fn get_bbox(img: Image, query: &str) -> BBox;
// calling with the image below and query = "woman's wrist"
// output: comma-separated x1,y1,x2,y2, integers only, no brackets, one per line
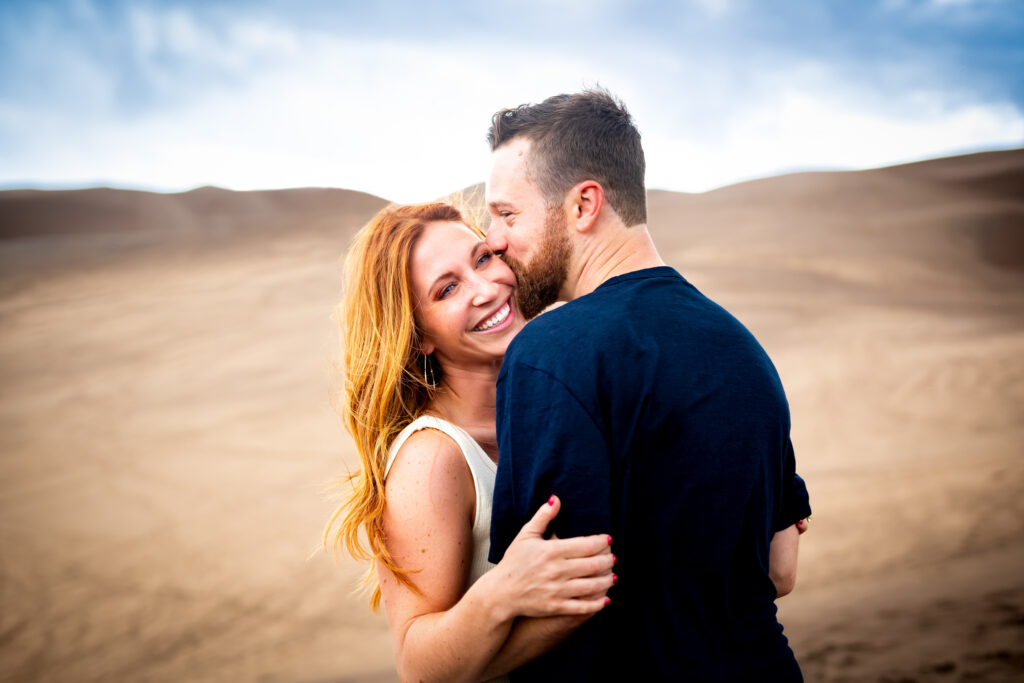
466,568,516,626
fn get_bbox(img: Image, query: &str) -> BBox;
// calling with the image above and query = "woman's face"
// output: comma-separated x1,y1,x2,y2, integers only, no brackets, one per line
410,220,524,368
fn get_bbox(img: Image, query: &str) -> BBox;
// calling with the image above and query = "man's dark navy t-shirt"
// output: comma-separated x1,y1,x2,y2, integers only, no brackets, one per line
489,267,811,682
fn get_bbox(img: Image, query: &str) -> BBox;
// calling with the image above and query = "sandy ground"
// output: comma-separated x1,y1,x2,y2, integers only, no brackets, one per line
0,150,1022,681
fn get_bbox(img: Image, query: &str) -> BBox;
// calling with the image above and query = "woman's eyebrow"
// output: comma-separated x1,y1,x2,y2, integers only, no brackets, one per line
427,243,485,294
429,269,455,294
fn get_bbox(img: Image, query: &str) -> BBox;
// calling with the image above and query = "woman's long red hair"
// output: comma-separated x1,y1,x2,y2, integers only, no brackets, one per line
323,201,483,609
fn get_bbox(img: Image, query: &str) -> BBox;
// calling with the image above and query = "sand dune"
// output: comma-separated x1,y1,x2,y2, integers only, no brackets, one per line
1,149,1022,681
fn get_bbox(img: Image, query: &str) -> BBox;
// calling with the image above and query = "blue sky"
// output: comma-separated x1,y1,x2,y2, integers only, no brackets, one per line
1,0,1021,201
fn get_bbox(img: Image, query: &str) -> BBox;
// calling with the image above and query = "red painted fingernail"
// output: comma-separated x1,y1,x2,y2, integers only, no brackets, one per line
547,495,555,506
612,574,618,583
604,597,611,606
607,535,613,545
612,554,617,564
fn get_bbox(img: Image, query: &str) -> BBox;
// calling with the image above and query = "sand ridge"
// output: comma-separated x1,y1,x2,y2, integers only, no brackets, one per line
0,149,1022,681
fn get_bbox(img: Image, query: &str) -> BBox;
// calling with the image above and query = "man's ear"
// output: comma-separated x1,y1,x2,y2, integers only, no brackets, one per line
571,180,604,233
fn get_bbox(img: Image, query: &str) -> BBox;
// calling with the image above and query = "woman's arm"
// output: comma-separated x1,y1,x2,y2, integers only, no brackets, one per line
478,614,593,680
479,561,613,678
378,430,614,683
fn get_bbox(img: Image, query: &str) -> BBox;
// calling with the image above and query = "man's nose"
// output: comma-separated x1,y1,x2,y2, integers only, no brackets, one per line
485,224,507,255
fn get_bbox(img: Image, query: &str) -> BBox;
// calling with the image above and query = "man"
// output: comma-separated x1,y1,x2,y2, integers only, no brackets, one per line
485,89,811,681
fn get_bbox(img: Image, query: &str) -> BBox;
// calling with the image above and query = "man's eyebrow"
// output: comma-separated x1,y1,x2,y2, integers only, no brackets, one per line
487,200,514,211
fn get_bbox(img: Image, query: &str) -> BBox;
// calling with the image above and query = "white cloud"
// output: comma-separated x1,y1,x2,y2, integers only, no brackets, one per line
0,17,616,201
1,4,1021,199
643,86,1024,192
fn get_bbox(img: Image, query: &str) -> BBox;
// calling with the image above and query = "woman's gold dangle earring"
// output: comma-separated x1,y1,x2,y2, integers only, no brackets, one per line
422,354,436,389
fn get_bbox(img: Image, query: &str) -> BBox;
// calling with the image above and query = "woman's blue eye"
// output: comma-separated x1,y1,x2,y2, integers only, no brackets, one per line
477,252,492,266
439,283,455,299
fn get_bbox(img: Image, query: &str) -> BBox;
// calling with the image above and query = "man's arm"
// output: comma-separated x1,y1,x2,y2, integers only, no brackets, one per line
769,519,808,598
490,362,612,563
487,360,614,679
772,436,810,598
776,438,811,531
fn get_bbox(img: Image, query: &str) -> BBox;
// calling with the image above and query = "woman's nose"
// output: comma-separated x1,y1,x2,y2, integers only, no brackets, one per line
471,276,501,307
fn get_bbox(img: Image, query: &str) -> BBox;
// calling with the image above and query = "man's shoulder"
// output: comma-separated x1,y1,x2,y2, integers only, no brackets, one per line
509,270,695,347
506,298,611,367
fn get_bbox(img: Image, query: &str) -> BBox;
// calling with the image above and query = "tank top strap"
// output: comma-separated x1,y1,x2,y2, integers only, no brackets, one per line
384,415,496,479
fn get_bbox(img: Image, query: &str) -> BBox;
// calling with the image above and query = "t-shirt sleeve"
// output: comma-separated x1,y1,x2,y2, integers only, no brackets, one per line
489,362,611,564
776,437,811,531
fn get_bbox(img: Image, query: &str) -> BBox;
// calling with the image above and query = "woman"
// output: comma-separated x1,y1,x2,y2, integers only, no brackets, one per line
324,202,617,683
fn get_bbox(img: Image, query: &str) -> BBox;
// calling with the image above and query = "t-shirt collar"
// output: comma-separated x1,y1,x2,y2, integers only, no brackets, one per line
595,265,684,291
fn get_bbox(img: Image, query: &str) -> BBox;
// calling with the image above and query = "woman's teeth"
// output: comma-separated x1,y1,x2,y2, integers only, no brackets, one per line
474,301,510,331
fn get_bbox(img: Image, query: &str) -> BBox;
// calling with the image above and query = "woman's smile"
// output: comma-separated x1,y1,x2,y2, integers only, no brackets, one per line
409,220,525,363
472,298,514,333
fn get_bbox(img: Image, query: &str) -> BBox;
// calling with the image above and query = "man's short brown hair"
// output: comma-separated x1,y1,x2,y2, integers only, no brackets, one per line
487,88,647,227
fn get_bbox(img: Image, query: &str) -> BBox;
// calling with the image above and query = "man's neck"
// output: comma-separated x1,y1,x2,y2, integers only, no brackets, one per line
563,223,666,301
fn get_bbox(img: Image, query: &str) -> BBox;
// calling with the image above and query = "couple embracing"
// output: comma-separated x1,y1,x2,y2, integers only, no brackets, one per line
326,89,812,682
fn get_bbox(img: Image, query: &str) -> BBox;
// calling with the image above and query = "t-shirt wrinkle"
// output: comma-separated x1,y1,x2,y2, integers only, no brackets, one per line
507,362,605,437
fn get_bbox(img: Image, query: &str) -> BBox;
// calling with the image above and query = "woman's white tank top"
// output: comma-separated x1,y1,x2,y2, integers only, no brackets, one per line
384,415,499,586
384,415,510,683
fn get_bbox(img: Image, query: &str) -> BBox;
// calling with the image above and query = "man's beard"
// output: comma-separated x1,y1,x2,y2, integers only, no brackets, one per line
502,207,572,320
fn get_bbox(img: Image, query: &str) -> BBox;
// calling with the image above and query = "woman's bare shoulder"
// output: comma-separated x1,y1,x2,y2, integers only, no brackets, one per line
385,427,474,520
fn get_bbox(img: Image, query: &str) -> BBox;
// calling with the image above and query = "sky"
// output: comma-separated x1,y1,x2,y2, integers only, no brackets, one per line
0,0,1022,202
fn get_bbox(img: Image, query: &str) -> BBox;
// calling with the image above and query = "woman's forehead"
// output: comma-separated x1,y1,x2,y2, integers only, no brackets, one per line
411,221,483,280
428,220,479,239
